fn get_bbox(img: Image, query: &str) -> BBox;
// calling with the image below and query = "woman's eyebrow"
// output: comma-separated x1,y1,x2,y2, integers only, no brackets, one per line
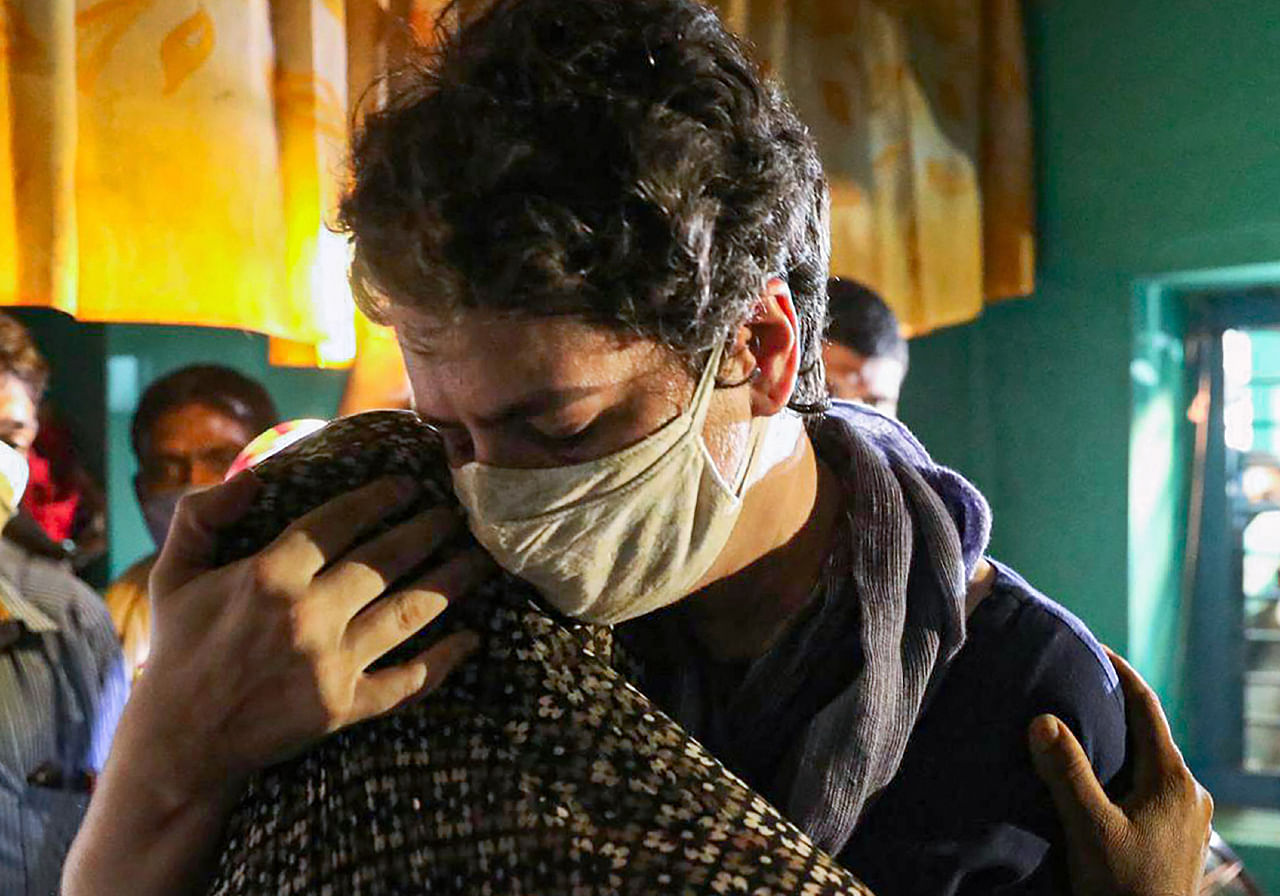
421,386,604,429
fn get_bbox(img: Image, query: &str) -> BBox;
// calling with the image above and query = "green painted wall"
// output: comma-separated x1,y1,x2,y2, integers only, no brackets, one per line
903,0,1280,649
900,0,1280,881
104,326,347,580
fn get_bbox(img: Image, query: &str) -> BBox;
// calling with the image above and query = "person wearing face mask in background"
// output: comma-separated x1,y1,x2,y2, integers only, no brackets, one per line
103,365,278,681
823,278,909,417
0,313,128,895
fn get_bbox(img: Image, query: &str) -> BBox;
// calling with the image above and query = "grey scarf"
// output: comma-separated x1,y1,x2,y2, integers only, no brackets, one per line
618,406,991,856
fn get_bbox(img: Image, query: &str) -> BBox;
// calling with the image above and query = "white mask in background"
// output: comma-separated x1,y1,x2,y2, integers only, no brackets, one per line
452,340,805,625
0,441,28,529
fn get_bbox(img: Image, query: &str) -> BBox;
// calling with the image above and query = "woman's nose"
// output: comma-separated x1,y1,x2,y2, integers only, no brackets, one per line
439,429,476,467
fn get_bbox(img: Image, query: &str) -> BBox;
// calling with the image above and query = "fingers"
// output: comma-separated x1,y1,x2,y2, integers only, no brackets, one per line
151,471,262,597
264,476,423,583
349,630,482,722
344,549,495,667
1104,652,1216,855
318,506,464,618
1028,714,1113,843
1103,646,1185,789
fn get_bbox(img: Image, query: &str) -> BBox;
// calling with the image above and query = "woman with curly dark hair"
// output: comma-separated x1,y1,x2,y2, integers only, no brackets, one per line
66,1,1211,894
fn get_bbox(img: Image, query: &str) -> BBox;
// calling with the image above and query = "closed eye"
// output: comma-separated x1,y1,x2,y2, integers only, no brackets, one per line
525,412,606,452
532,430,592,454
422,421,474,465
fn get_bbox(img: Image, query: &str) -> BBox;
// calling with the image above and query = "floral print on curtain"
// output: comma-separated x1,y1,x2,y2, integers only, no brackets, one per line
713,0,1035,335
0,0,357,365
1,0,1034,353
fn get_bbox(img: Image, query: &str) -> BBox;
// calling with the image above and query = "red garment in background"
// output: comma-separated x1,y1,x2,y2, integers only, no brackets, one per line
21,415,83,544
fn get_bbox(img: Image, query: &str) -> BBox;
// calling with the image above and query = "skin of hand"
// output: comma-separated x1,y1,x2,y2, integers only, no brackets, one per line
63,471,489,895
1028,647,1214,896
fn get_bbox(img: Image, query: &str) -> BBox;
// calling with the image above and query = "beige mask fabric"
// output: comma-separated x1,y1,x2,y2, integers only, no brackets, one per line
451,342,802,625
0,441,29,529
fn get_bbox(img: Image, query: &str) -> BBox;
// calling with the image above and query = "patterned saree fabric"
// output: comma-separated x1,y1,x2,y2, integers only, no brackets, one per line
207,411,875,895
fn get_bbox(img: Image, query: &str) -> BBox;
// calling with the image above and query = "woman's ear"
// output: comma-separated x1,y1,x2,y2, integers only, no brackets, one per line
739,277,799,416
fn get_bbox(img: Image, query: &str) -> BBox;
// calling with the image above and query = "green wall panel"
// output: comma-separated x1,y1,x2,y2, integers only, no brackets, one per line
904,0,1280,650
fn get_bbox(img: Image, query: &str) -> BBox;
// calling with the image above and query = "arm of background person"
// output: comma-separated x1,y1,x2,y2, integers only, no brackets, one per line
1031,647,1214,896
75,576,131,774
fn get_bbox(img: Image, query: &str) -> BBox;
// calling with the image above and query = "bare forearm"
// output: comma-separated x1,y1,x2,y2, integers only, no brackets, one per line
62,696,244,896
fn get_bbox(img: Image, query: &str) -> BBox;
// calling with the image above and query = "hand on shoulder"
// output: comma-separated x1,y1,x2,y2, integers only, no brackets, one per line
1029,647,1213,896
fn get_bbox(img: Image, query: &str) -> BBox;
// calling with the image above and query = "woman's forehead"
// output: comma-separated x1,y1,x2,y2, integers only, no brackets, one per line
395,307,617,359
389,306,686,414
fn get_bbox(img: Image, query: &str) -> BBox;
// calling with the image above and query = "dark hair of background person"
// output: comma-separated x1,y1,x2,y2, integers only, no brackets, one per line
826,278,908,370
0,313,49,401
129,365,279,460
339,0,833,412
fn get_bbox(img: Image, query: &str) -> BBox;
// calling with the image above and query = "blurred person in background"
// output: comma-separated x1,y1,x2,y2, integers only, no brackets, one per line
2,406,109,573
0,312,127,894
823,277,909,417
103,365,278,681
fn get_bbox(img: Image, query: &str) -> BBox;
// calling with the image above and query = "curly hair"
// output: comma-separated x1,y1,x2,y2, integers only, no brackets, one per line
0,312,49,400
339,0,831,411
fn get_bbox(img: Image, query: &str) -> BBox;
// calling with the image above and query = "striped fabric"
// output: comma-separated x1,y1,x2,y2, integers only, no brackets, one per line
0,538,128,896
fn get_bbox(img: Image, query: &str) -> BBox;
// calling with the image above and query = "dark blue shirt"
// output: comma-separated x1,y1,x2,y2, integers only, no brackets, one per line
620,403,1127,894
838,560,1127,895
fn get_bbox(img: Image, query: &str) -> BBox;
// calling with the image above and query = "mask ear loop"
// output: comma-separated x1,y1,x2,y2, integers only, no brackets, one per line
687,340,728,433
695,336,770,496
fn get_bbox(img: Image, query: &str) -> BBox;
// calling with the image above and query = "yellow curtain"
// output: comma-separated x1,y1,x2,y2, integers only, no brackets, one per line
713,0,1035,335
0,0,361,366
1,0,1033,356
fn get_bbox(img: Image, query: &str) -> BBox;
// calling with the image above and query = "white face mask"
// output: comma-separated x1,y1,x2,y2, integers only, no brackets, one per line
451,342,804,625
0,441,28,528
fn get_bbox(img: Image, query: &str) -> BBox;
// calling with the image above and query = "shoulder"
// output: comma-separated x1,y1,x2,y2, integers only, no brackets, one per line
105,555,155,623
842,560,1128,891
961,559,1127,780
109,554,156,592
898,559,1127,784
0,538,119,655
104,555,155,681
821,400,934,467
816,404,993,576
